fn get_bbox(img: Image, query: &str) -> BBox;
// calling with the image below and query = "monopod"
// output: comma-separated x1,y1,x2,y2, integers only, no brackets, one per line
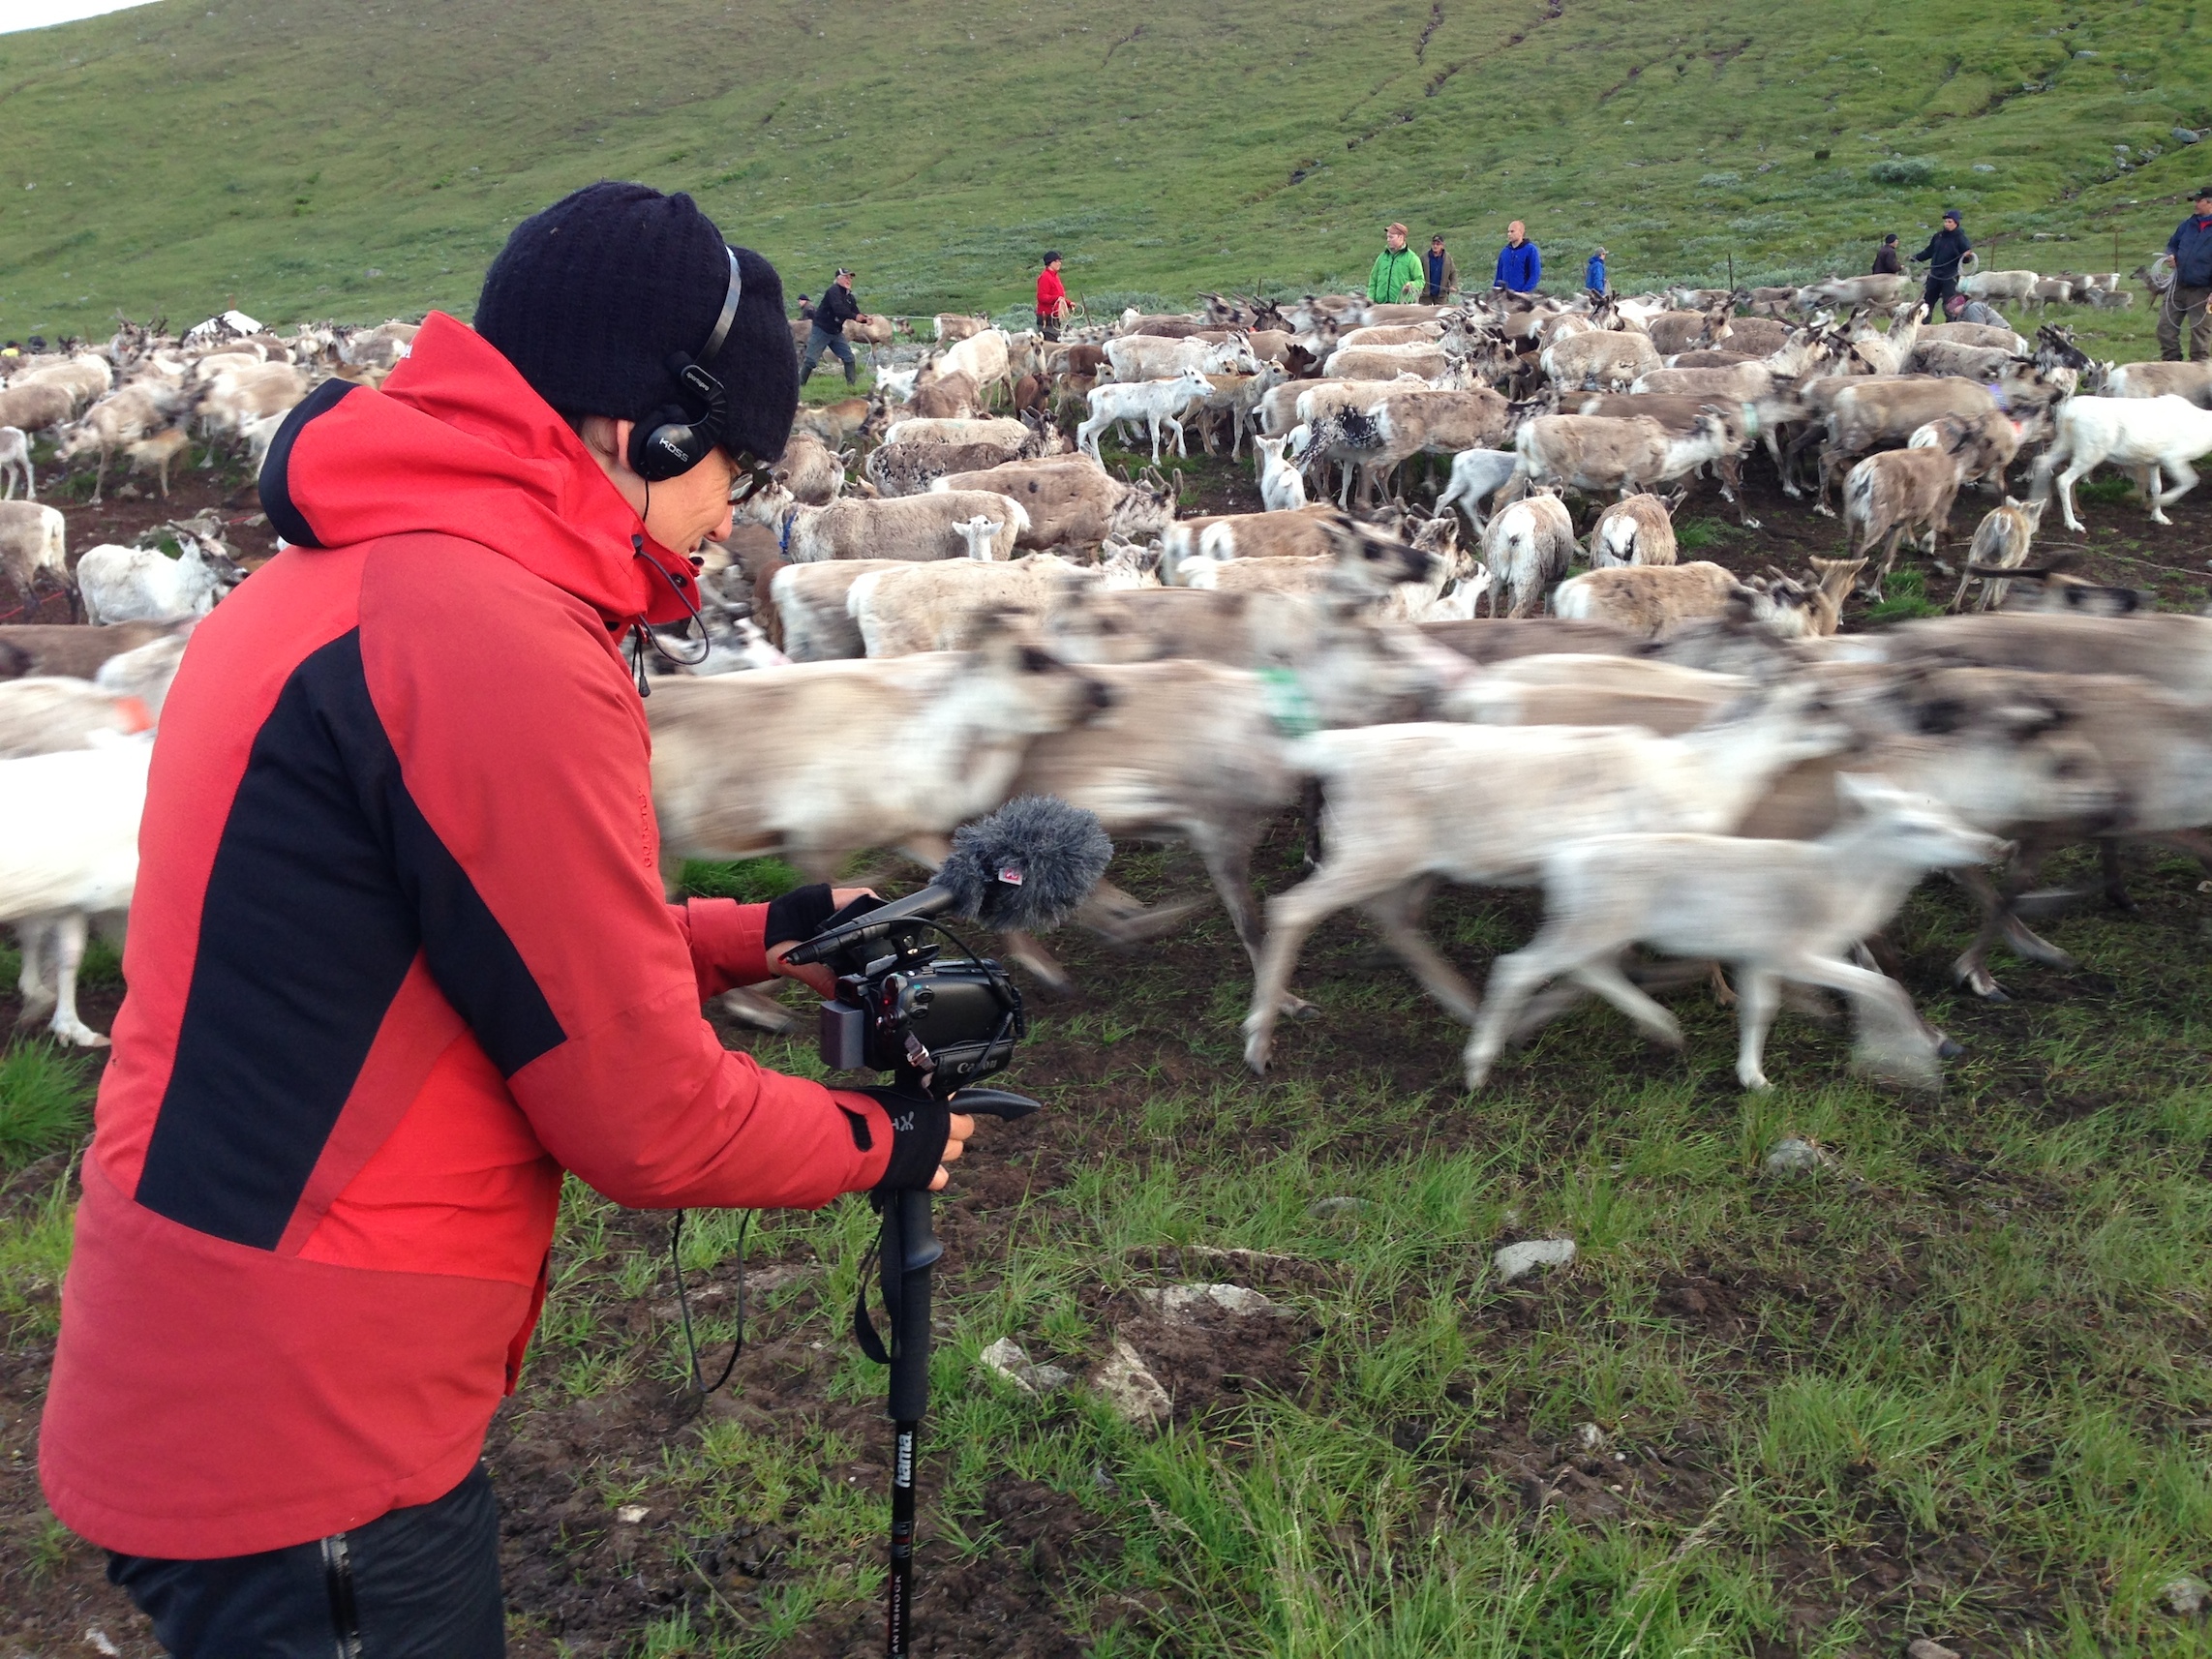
857,1084,1039,1658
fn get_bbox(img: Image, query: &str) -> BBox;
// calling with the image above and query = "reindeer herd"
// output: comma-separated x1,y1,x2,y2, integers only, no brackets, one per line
3,268,2212,1094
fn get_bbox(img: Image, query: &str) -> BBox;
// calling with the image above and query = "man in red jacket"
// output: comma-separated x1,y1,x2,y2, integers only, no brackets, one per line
40,181,971,1657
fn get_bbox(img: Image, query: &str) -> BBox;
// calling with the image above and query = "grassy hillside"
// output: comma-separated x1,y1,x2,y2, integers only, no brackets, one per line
2,0,2210,340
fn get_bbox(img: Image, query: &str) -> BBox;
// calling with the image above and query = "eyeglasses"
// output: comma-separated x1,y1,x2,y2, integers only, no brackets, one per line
728,450,776,505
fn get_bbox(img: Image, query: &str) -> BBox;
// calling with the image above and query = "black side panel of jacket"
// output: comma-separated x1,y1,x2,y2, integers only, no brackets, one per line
134,630,565,1251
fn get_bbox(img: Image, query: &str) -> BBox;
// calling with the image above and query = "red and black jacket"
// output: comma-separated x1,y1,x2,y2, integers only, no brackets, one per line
40,314,894,1559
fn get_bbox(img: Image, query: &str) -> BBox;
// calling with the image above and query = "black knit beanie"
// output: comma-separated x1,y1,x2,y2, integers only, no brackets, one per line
474,181,799,461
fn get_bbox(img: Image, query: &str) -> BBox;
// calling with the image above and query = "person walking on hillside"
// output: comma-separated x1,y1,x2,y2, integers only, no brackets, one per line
1036,251,1072,341
799,267,862,384
1585,246,1608,297
1911,210,1971,321
1420,234,1458,303
1872,233,1901,276
2158,186,2212,362
1368,224,1424,305
1494,221,1541,294
38,180,972,1656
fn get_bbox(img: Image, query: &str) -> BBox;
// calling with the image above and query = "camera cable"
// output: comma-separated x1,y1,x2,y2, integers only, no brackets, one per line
668,1208,750,1397
628,533,714,696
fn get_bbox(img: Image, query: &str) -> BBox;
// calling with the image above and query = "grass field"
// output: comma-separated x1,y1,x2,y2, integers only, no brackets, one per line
2,609,2210,1656
3,0,2212,338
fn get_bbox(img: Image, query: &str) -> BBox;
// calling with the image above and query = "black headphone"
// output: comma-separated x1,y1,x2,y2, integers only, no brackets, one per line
627,247,742,481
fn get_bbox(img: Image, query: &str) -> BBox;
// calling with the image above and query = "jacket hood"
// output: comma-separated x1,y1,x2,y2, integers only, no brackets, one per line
258,313,699,627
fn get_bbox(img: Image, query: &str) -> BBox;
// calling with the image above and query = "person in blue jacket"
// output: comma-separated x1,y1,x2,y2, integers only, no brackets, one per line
1585,246,1608,297
2160,186,2212,361
1494,222,1541,293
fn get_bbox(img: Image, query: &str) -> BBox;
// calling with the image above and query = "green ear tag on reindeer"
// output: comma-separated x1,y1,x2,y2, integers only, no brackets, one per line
1258,665,1319,738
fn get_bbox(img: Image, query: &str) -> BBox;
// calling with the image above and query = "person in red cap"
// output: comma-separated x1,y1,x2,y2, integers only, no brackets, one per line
39,180,972,1657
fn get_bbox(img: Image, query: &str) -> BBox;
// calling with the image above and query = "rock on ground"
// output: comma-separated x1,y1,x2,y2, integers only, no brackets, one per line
1762,1135,1836,1178
1493,1238,1576,1283
1090,1339,1172,1425
2163,1575,2211,1615
979,1337,1074,1398
1136,1282,1285,1321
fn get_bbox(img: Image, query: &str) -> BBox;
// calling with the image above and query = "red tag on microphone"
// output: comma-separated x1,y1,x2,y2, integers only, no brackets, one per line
998,864,1024,886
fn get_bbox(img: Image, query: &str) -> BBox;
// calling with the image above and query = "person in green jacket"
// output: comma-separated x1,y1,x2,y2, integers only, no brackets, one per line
1367,223,1424,304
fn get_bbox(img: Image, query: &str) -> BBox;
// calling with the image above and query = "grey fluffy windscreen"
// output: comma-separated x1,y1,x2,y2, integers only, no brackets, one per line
938,797,1114,931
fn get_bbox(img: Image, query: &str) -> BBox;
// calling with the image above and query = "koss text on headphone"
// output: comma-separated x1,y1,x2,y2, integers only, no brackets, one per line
626,246,742,482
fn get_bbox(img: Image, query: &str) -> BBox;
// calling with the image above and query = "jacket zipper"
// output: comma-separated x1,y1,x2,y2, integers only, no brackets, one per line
322,1532,365,1659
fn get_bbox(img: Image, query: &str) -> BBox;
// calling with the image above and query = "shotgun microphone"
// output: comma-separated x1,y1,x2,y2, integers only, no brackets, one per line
784,796,1113,966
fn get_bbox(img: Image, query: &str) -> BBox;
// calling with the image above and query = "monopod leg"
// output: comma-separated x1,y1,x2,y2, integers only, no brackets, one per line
884,1190,941,1659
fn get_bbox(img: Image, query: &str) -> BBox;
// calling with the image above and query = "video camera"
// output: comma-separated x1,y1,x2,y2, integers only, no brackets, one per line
811,921,1026,1088
786,794,1111,1097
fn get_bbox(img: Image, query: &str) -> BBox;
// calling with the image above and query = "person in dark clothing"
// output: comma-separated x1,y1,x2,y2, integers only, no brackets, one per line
1421,235,1458,303
1872,234,1901,276
1911,210,1971,322
795,293,816,321
800,268,862,383
2160,187,2212,362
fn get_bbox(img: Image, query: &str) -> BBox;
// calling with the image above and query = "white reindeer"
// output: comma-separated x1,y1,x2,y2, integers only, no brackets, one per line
1464,777,2008,1092
3,738,152,1047
2032,394,2212,530
953,515,1003,561
0,426,32,500
1077,369,1213,465
1254,433,1308,510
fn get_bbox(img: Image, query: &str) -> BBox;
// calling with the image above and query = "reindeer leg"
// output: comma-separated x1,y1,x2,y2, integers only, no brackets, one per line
2099,837,2137,912
1244,859,1395,1074
1708,959,1738,1008
44,913,107,1048
1947,560,1978,612
1951,843,2072,997
1785,950,1940,1090
14,920,57,1029
1078,878,1206,944
1191,818,1315,1019
1360,883,1482,1025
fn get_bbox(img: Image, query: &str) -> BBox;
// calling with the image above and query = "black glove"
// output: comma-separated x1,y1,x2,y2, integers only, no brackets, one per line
764,884,836,950
851,1083,952,1194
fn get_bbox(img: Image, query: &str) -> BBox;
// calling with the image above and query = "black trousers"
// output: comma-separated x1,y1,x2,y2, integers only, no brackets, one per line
107,1465,504,1659
1923,275,1957,318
